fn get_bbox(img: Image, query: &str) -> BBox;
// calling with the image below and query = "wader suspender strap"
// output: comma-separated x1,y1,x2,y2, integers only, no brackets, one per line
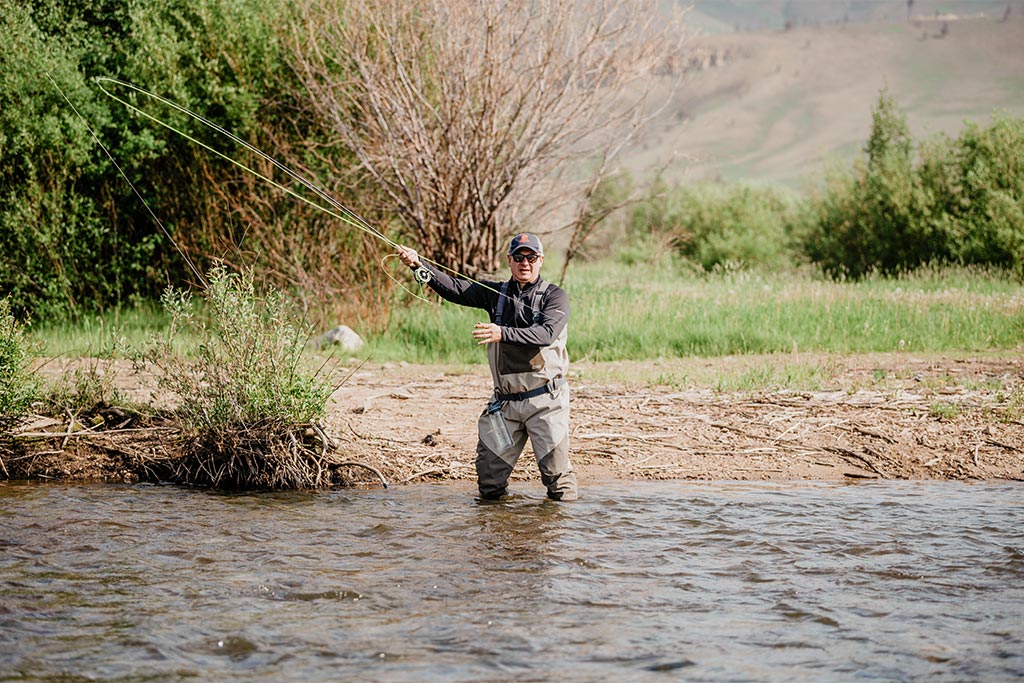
494,281,511,324
494,280,549,325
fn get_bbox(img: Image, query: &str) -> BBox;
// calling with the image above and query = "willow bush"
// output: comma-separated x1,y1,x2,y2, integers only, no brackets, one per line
0,0,392,328
617,92,1024,280
803,93,1024,278
625,179,805,272
0,297,37,431
140,266,339,490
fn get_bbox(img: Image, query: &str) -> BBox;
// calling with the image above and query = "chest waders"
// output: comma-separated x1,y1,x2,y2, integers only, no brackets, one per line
475,281,577,501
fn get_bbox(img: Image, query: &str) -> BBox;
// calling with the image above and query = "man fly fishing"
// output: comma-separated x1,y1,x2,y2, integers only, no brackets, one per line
397,234,578,502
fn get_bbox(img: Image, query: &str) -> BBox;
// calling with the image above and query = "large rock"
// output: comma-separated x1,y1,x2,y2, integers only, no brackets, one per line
314,325,364,352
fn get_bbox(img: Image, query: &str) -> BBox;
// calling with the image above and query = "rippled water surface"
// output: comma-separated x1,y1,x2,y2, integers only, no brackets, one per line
2,480,1022,682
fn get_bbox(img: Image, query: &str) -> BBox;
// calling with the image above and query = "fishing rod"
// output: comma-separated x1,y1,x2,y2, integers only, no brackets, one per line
93,77,516,303
46,73,206,286
96,77,391,247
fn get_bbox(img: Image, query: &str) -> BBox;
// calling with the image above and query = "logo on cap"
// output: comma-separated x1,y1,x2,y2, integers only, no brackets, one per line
508,232,543,255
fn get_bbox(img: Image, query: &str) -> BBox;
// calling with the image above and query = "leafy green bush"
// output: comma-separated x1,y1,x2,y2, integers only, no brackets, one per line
0,297,37,429
0,0,313,321
0,0,169,319
1,0,392,328
142,266,336,489
803,92,1024,278
925,114,1024,273
149,266,331,430
627,180,804,271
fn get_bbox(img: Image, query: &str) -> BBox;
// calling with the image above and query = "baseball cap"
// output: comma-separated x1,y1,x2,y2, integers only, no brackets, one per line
507,233,544,256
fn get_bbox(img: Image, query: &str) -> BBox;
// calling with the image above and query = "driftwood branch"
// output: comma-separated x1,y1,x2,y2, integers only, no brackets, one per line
400,467,445,484
332,460,389,489
825,446,888,478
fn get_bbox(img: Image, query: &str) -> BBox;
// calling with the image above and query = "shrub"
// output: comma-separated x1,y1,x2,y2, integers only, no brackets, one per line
627,180,804,271
0,297,37,430
926,114,1024,274
142,265,338,489
803,92,1024,278
0,0,171,320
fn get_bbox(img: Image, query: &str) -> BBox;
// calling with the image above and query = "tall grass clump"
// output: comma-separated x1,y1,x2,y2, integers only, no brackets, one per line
0,297,37,431
143,266,337,490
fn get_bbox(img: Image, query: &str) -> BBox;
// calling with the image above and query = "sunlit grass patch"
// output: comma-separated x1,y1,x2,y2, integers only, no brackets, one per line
0,297,37,431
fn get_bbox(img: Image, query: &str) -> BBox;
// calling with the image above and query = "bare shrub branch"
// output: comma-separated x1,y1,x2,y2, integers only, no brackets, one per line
288,0,688,275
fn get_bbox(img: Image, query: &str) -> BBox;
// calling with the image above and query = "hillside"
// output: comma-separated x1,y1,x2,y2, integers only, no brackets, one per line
625,15,1024,188
685,0,1023,33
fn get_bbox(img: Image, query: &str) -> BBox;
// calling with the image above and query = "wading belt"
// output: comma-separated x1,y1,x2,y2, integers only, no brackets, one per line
495,378,566,402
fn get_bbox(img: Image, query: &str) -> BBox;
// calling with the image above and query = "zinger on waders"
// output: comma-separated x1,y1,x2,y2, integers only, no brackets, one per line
396,234,578,501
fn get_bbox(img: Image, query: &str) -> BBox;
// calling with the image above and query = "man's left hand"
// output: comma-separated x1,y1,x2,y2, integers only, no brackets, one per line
472,322,502,345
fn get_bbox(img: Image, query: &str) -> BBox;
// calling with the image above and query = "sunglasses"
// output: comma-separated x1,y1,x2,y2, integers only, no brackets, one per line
511,253,540,263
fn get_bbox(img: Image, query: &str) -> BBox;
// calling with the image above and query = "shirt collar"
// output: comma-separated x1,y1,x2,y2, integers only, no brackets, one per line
512,276,542,294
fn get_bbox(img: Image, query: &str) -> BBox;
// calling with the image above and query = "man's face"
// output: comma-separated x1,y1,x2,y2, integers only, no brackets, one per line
508,248,543,285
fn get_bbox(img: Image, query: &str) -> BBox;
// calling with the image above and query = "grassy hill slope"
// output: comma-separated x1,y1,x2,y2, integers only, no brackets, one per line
625,16,1024,188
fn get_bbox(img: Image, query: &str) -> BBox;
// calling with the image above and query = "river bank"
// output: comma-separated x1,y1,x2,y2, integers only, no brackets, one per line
6,352,1022,486
325,353,1024,485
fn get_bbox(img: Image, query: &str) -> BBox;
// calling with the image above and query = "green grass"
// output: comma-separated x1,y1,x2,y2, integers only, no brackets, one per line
361,257,1023,363
27,258,1024,368
27,303,176,358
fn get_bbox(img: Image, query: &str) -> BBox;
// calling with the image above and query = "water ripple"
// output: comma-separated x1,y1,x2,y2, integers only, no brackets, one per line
1,479,1022,682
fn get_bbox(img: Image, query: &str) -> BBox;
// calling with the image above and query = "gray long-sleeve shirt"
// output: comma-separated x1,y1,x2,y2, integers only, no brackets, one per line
417,261,569,347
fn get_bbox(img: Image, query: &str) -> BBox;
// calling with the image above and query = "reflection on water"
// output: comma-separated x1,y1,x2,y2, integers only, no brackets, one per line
1,480,1022,682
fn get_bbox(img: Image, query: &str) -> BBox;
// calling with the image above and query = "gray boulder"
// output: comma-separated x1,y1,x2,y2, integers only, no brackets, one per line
314,324,364,351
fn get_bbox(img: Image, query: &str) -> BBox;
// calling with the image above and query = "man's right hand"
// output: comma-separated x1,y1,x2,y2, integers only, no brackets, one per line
396,245,421,269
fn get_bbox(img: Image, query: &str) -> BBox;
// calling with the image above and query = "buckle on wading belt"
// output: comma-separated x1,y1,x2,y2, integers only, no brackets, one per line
494,377,565,403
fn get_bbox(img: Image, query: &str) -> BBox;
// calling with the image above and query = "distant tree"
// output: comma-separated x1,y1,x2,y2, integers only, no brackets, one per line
803,92,1024,278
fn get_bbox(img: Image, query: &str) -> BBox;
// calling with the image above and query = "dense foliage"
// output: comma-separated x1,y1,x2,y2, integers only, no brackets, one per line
0,0,272,319
804,92,1024,278
0,0,383,326
620,92,1024,279
626,179,803,271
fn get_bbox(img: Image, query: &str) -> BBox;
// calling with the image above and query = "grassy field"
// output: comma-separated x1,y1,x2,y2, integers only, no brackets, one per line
373,258,1023,363
29,256,1023,368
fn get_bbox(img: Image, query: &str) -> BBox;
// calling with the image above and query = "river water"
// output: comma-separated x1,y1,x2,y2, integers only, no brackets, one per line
1,480,1022,682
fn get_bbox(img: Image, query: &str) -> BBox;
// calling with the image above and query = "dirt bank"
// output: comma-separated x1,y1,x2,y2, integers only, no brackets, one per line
326,354,1024,486
7,353,1023,487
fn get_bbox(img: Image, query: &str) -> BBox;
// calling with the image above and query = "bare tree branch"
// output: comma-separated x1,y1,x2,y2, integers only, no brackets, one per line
288,0,689,274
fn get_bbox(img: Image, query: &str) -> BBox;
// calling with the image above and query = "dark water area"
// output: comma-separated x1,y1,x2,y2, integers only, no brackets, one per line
1,479,1022,682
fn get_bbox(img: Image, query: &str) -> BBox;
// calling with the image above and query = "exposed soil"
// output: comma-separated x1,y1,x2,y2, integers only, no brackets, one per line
323,354,1024,487
7,353,1023,488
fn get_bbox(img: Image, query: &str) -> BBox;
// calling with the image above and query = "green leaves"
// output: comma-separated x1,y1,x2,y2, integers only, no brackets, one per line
804,93,1024,279
0,0,293,321
148,265,332,431
0,297,37,429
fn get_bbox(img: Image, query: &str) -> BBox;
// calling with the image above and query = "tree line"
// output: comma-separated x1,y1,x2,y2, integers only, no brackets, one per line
1,0,681,327
2,1,1020,329
611,92,1024,280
